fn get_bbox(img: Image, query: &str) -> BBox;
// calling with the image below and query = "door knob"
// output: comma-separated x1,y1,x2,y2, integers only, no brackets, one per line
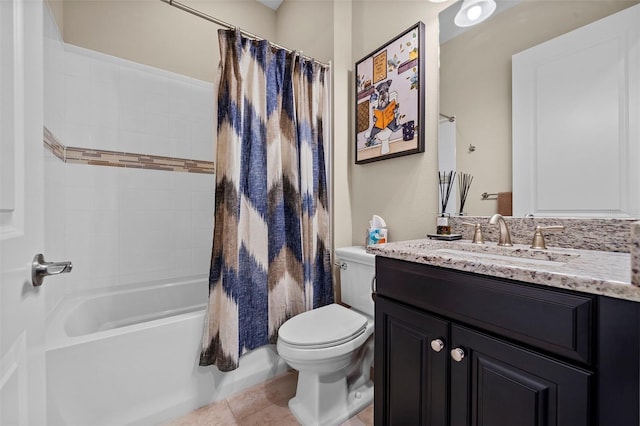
32,254,72,287
450,347,465,362
430,339,445,352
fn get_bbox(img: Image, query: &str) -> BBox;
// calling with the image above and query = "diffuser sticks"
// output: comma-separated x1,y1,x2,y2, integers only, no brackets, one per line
437,171,456,235
438,170,456,214
458,173,473,215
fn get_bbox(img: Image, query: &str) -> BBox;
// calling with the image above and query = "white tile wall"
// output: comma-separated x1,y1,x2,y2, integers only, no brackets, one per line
43,3,216,311
43,3,68,312
43,2,65,142
60,162,215,294
63,44,214,159
43,150,68,313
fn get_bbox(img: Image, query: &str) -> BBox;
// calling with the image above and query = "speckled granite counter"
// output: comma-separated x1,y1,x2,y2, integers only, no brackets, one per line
632,222,640,286
449,216,636,253
366,239,640,302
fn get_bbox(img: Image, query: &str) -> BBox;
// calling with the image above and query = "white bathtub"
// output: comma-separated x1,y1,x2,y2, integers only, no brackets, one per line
45,276,288,425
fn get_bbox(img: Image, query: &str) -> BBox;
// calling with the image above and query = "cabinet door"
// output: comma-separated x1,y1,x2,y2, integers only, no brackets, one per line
374,296,449,426
450,325,592,426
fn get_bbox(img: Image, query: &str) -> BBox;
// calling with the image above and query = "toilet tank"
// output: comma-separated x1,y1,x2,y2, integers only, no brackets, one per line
335,246,376,317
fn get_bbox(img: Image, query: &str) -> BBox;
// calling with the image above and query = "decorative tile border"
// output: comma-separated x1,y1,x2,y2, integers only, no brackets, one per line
43,127,215,175
43,126,65,161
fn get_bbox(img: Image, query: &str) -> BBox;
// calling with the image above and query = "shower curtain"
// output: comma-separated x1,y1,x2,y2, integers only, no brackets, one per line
200,29,333,372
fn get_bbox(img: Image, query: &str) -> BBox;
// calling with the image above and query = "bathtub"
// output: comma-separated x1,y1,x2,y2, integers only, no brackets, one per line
45,276,288,425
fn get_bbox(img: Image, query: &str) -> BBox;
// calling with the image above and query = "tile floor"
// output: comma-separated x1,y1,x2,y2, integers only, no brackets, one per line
164,370,374,426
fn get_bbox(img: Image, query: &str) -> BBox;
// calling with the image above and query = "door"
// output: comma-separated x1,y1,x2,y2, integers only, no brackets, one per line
374,296,449,426
512,3,640,218
1,0,46,424
450,325,592,426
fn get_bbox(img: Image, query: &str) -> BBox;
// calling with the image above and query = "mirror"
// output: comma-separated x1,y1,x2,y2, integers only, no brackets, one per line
438,0,639,217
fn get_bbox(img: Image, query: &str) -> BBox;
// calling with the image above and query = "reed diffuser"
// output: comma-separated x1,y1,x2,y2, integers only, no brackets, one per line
437,171,456,234
458,173,473,216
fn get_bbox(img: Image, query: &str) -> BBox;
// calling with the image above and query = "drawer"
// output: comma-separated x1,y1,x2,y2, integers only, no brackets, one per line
376,256,593,365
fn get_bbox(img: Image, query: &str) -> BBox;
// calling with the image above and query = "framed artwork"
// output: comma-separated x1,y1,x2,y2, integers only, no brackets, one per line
355,22,425,164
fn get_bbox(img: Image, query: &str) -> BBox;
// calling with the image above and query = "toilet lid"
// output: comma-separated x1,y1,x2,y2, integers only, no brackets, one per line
278,304,368,349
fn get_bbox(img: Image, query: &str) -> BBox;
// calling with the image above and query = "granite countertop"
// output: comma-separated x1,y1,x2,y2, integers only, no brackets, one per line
366,238,640,302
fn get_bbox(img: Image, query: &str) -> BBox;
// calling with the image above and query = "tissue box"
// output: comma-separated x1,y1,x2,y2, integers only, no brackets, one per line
367,228,388,245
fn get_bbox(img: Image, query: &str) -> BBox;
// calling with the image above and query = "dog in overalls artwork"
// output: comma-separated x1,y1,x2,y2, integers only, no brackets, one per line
365,80,403,153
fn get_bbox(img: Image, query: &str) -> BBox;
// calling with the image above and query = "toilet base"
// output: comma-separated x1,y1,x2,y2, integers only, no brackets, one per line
288,376,373,426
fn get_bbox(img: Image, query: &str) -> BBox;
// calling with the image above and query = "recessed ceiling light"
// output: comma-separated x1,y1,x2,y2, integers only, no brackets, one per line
454,0,497,27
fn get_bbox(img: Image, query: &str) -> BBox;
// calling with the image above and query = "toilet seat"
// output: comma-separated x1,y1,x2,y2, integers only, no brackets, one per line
278,304,368,349
276,246,376,426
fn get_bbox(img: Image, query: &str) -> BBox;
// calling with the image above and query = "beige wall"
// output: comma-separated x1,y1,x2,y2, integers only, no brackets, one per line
350,0,450,243
331,0,353,251
53,0,449,248
276,0,333,63
62,0,277,83
440,0,639,216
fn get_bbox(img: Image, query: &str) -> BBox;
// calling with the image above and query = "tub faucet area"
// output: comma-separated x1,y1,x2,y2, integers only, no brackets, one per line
489,213,513,247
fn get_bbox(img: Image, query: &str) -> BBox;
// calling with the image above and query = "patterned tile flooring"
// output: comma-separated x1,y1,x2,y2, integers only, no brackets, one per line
164,370,374,426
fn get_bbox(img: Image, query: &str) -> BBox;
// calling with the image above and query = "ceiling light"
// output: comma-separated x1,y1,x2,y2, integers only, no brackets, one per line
466,5,482,21
454,0,497,27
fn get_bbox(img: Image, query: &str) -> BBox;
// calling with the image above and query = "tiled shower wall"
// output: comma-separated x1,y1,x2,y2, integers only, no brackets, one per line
43,4,215,313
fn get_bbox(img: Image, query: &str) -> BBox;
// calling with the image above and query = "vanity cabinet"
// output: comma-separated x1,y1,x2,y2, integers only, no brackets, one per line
374,256,640,426
374,296,448,424
449,324,590,426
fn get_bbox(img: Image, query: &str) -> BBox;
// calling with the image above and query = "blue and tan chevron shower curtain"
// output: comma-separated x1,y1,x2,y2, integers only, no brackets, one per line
199,30,333,372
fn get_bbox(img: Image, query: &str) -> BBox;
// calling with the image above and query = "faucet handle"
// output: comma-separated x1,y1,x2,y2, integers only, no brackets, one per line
530,225,565,249
462,222,485,245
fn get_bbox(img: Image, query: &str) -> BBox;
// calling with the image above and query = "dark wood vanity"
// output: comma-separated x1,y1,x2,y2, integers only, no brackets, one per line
373,256,640,426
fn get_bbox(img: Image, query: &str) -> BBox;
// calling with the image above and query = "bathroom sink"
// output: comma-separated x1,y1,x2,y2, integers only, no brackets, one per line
399,240,582,269
433,248,572,268
440,243,580,262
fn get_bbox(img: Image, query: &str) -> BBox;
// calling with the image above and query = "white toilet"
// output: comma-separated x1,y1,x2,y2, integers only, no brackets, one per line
377,127,393,155
276,246,375,426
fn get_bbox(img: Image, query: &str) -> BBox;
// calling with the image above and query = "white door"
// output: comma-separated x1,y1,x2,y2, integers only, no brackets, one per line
1,0,47,424
512,4,640,217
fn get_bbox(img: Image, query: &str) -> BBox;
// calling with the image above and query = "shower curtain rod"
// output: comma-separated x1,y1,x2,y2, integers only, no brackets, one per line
160,0,330,68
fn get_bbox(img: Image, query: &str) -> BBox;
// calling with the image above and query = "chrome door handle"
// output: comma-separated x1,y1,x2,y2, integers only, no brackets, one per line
32,254,72,287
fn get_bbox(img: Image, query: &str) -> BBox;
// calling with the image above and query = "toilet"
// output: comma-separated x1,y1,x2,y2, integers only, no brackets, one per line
276,246,375,426
364,127,394,155
377,127,393,155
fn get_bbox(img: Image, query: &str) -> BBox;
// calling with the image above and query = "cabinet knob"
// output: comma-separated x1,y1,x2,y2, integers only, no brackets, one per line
430,339,445,352
450,347,465,362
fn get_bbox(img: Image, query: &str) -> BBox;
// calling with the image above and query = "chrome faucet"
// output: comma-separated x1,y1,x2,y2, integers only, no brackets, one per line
489,214,513,247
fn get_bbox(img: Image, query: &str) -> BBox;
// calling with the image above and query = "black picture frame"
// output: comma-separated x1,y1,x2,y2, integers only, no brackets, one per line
354,22,425,164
